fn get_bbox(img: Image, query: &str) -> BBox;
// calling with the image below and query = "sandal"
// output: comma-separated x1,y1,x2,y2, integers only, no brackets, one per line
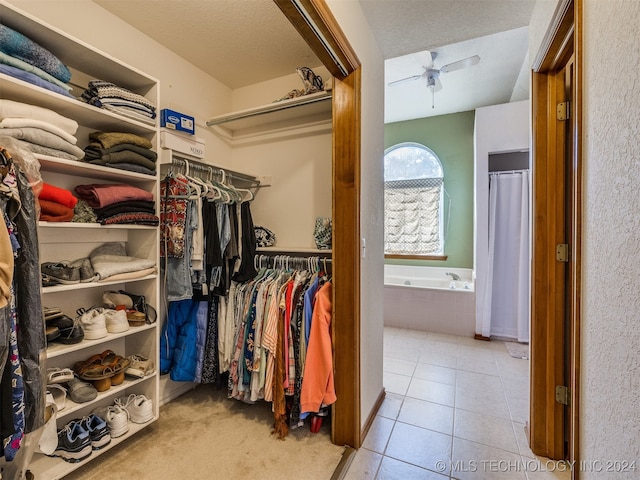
46,384,67,411
46,367,74,384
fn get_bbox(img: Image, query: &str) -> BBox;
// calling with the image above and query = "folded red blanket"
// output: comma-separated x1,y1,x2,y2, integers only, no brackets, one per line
39,182,78,209
39,198,74,222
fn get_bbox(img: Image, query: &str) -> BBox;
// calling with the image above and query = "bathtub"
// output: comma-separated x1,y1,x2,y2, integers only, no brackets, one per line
384,265,476,337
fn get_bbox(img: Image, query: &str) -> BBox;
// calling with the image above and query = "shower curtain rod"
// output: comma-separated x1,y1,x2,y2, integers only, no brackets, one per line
489,168,529,175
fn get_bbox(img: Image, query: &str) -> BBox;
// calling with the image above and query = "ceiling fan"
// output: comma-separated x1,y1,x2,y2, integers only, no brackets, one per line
388,51,480,108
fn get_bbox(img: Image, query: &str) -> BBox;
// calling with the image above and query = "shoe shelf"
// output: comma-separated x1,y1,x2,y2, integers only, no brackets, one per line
41,274,158,294
36,155,158,183
28,417,157,480
54,375,155,421
46,324,156,359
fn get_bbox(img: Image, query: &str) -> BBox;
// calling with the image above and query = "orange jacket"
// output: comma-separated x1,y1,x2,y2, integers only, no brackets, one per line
300,282,336,413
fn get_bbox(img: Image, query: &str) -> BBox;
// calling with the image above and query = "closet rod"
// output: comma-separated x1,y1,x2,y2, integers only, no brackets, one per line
170,155,261,186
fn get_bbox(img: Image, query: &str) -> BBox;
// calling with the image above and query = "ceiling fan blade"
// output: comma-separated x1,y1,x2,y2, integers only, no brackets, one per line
413,50,434,69
439,55,480,73
388,74,423,87
434,76,443,92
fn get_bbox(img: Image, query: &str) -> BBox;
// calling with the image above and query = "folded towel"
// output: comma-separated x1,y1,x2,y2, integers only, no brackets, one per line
13,139,80,161
0,118,77,145
0,51,72,92
74,183,153,209
38,198,74,222
0,24,72,83
0,99,78,135
89,242,156,280
39,182,77,209
88,131,152,150
0,63,73,98
0,126,83,158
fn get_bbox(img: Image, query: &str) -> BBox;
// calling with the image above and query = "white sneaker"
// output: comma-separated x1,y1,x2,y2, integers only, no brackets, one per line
115,394,154,424
104,308,129,334
93,405,130,438
77,308,107,340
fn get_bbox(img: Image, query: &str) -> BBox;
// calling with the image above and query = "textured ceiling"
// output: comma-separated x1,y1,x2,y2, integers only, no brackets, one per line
93,0,535,122
359,0,536,59
94,0,321,89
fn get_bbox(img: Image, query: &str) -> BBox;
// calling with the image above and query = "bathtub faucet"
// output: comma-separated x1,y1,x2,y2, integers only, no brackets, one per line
446,272,461,281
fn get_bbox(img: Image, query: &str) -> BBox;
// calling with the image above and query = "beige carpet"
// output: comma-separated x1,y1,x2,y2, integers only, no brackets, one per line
65,385,345,480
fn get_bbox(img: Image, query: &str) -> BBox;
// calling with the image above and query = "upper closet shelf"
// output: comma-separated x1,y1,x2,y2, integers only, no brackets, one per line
0,74,156,136
206,91,332,143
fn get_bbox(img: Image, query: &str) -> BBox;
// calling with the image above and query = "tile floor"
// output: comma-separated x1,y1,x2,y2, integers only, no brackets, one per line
343,327,571,480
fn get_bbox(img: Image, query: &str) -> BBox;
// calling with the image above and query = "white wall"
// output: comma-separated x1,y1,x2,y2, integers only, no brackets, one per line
326,0,385,430
530,1,640,476
581,1,640,476
474,101,530,337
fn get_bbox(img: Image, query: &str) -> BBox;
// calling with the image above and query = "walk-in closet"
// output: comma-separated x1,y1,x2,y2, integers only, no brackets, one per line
0,1,358,478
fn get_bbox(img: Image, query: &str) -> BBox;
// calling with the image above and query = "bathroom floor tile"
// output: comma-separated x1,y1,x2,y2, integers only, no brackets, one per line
378,392,405,420
363,416,395,454
419,350,457,369
343,448,383,480
453,409,519,454
376,456,449,480
407,377,455,407
456,356,499,376
413,363,457,385
451,437,526,480
385,422,453,474
398,397,453,435
384,371,412,396
385,357,418,376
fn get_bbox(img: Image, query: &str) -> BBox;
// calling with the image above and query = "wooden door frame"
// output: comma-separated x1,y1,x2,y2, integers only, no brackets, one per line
274,0,362,448
530,0,582,471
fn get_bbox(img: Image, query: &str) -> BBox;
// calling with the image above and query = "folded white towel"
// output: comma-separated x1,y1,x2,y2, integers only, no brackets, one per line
0,98,78,134
0,117,78,145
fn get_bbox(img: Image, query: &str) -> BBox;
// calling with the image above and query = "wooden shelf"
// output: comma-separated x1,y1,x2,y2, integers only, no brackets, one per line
206,91,332,141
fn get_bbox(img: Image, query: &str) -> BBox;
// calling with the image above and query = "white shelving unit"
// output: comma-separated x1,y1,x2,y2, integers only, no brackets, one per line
0,2,160,478
206,91,332,144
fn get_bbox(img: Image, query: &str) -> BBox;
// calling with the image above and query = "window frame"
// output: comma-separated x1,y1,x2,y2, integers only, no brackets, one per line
383,142,448,260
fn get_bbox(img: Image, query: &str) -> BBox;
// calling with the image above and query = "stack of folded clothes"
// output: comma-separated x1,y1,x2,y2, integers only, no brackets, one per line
82,131,157,176
80,80,156,126
0,99,84,160
38,182,78,222
0,23,74,98
74,183,159,226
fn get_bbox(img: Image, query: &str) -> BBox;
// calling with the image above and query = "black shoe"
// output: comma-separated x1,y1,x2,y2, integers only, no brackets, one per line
79,414,111,450
46,326,60,344
50,315,84,344
51,421,92,463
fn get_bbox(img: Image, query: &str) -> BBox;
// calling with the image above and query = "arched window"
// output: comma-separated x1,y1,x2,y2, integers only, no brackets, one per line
384,142,445,256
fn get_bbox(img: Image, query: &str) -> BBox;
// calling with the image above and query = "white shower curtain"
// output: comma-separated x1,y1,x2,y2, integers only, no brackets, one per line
481,171,530,342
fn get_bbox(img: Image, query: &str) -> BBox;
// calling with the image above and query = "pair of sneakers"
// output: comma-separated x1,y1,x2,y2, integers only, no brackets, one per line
49,414,110,463
93,393,153,438
76,307,129,339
